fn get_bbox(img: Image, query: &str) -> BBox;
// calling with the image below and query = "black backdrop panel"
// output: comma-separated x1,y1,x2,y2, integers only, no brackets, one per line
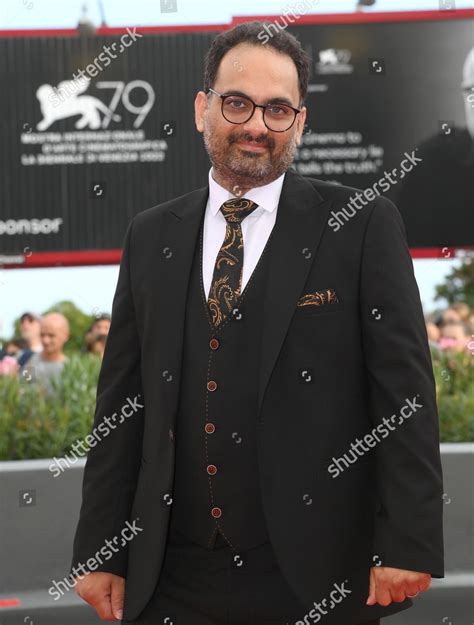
0,15,472,259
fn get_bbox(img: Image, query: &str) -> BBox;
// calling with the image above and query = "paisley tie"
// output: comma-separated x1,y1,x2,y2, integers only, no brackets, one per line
207,197,259,327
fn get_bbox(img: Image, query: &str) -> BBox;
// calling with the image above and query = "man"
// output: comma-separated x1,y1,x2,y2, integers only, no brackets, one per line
16,311,43,367
89,313,112,337
19,311,43,353
71,21,444,625
22,312,69,393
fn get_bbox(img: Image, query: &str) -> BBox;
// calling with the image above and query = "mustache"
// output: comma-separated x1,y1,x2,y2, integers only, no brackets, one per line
230,134,273,148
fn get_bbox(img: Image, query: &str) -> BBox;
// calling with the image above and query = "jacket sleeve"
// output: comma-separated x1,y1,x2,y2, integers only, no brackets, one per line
359,196,444,577
69,217,144,580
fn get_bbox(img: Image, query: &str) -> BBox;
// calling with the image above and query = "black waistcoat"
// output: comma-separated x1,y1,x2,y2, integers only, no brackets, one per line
168,209,277,552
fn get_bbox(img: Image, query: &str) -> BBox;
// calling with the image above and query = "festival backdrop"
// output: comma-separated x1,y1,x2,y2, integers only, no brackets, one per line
0,9,473,267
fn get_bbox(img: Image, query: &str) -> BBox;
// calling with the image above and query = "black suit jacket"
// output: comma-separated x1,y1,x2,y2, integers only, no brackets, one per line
71,168,444,624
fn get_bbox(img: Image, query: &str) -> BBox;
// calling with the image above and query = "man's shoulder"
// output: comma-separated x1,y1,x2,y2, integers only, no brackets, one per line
290,170,401,233
132,184,208,228
295,172,371,206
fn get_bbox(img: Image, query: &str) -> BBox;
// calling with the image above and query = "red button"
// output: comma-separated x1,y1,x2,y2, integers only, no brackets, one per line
207,464,217,475
205,423,215,434
207,380,217,392
211,506,222,518
209,338,220,350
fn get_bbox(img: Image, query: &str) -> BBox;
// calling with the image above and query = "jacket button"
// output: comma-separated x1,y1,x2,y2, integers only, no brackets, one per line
207,380,217,392
211,506,222,518
207,464,217,475
205,422,215,434
209,338,220,350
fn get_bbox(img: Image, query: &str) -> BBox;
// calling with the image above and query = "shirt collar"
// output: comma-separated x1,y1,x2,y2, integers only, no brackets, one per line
208,166,286,217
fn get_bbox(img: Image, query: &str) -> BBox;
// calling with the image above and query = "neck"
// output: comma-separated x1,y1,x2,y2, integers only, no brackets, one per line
41,352,64,362
211,167,279,197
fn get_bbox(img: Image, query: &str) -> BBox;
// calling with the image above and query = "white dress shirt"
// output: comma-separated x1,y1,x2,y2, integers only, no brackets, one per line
202,167,286,300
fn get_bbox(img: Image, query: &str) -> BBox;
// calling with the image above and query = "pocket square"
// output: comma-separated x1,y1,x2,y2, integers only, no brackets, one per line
296,288,340,308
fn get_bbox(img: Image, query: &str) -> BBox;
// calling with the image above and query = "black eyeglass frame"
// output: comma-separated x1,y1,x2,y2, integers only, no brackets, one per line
207,87,302,132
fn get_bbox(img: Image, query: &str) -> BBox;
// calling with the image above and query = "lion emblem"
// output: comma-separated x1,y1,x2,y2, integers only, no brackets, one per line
36,77,120,130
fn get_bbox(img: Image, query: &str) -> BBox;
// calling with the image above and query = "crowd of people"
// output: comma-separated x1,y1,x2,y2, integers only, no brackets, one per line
425,302,474,355
0,311,111,393
0,300,472,394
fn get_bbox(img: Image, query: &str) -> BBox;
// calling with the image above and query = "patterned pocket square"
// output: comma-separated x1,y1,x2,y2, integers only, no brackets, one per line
296,288,341,309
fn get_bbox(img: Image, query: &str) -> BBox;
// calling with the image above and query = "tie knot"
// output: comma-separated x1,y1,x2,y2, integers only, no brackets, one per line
220,198,259,224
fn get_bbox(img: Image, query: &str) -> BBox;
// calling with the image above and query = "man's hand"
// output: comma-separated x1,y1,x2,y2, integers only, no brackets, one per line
75,572,125,621
367,566,431,606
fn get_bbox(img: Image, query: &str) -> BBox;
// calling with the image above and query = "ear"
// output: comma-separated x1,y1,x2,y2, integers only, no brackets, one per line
195,90,208,133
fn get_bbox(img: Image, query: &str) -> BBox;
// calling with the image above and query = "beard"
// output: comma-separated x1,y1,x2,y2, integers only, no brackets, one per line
202,114,299,189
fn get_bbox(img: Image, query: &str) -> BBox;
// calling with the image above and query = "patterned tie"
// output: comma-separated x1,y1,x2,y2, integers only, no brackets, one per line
207,197,259,327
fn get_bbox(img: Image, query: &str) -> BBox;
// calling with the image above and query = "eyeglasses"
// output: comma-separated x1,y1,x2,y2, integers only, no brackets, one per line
207,88,301,132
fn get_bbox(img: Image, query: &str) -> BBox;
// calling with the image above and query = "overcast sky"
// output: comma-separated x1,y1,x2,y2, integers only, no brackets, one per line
1,0,471,29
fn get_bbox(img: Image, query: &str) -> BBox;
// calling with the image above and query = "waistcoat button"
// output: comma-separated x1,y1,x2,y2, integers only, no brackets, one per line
209,338,220,350
211,506,222,518
205,422,216,434
207,380,217,392
207,464,217,475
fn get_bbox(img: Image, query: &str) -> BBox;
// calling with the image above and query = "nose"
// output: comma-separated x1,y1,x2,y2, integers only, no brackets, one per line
242,105,268,135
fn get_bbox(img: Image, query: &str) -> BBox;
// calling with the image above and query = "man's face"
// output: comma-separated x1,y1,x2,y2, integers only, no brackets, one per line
20,318,40,340
93,319,111,335
195,42,306,187
40,320,68,355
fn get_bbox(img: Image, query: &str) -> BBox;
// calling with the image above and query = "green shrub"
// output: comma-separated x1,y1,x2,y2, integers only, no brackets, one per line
0,348,472,461
0,353,101,460
431,347,474,443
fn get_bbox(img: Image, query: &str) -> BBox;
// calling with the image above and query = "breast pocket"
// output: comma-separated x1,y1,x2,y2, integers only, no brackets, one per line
294,287,344,316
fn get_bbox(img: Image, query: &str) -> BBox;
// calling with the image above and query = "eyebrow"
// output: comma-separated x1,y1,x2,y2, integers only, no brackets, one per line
223,89,296,108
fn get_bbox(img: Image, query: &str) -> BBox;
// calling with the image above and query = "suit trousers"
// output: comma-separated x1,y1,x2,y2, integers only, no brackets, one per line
122,528,381,625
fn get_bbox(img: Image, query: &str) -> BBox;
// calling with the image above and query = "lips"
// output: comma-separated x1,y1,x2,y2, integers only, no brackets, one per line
236,141,268,152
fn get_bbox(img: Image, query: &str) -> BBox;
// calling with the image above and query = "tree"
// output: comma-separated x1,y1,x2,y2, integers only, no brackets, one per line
434,259,474,309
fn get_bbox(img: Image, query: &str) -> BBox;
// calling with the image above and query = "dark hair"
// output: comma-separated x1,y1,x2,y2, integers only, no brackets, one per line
6,338,29,350
93,313,111,322
20,312,40,323
203,21,311,107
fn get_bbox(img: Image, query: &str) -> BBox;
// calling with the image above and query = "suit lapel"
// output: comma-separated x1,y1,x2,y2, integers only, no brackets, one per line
156,170,332,425
256,170,332,421
157,185,208,419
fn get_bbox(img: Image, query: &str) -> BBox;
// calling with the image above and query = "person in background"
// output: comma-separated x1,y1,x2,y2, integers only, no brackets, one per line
85,332,107,359
0,336,33,369
20,312,70,394
90,313,111,337
0,340,21,376
450,302,472,327
19,311,43,353
425,317,441,350
439,321,471,353
440,307,463,327
83,313,111,357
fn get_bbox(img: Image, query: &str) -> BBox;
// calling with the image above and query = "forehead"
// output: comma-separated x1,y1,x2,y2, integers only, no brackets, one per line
41,321,62,332
215,43,300,103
